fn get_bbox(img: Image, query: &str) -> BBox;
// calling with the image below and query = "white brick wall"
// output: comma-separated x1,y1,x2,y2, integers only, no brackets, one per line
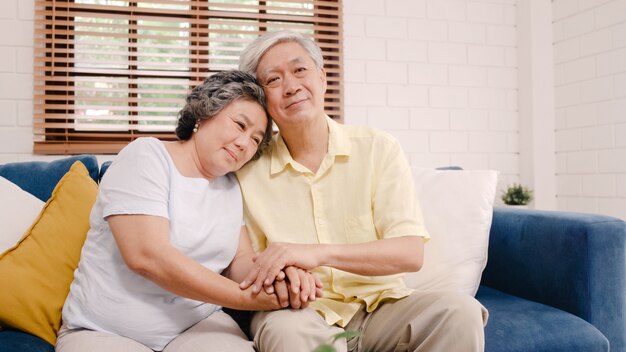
1,0,625,221
0,0,36,164
553,0,626,220
344,0,518,200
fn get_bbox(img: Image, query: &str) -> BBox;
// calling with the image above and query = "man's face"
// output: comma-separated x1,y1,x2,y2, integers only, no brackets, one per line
255,41,327,128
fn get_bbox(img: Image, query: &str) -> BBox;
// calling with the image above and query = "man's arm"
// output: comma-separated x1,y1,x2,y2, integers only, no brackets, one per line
241,134,427,293
241,236,424,293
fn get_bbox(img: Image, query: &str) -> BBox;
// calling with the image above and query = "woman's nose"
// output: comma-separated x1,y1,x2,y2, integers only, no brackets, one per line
234,134,249,150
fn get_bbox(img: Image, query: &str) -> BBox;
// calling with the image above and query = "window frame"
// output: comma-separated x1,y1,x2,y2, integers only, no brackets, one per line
33,0,343,155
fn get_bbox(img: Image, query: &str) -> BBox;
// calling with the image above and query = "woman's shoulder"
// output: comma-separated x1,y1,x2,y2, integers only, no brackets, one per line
118,137,167,158
125,136,164,150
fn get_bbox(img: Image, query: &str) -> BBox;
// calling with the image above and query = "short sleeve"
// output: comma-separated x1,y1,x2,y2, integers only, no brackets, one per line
371,134,429,240
242,200,267,253
99,138,170,220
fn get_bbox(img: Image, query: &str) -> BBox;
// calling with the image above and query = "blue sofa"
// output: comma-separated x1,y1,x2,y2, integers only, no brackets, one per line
1,156,625,352
478,208,626,352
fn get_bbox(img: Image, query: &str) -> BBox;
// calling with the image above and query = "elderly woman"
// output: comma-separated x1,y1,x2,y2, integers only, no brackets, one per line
56,71,320,352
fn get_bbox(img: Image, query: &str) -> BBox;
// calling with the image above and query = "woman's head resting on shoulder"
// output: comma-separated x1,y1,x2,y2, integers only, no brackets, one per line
175,70,273,176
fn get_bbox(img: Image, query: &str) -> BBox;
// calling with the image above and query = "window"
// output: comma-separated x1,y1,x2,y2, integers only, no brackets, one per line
33,0,342,154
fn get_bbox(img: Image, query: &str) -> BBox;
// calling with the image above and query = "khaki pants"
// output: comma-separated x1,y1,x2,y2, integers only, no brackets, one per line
252,291,488,352
55,310,253,352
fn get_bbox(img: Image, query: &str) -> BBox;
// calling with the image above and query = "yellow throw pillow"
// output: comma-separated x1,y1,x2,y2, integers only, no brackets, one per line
0,161,98,345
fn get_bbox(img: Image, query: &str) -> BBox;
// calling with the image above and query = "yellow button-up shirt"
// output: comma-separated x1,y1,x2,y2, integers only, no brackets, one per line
236,116,429,327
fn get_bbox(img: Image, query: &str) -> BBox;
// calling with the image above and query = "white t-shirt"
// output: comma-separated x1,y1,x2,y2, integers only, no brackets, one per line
62,137,243,350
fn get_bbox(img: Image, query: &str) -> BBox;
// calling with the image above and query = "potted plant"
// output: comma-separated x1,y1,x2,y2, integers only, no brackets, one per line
501,183,533,207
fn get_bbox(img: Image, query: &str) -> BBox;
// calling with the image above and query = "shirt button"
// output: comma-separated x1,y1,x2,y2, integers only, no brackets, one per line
317,219,324,225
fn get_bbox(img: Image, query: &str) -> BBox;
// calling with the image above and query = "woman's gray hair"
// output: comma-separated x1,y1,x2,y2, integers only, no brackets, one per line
239,30,324,75
175,70,273,161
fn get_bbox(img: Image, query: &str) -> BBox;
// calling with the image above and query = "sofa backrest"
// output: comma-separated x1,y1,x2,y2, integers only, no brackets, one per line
0,155,99,202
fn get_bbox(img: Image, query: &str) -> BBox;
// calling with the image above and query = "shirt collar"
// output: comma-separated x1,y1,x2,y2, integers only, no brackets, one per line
270,115,352,175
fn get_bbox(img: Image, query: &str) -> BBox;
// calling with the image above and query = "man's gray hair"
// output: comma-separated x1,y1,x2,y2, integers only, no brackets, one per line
239,30,325,75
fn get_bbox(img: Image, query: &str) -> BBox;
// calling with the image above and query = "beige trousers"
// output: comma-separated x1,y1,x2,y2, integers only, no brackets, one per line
55,310,253,352
251,291,488,352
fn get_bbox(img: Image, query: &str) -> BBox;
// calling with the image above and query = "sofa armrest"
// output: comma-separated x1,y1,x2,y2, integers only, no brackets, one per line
481,207,626,352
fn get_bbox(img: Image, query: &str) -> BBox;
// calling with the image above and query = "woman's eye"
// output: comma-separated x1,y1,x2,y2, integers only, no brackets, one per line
252,137,261,145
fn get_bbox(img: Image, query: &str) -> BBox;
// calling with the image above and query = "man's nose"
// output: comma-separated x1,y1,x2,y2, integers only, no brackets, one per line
283,74,301,95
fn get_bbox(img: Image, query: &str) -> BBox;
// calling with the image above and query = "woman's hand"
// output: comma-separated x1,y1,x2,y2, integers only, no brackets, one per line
267,267,323,308
240,285,282,311
239,243,321,294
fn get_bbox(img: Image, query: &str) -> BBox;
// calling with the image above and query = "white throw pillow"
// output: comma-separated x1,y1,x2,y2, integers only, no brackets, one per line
0,176,45,254
404,168,498,296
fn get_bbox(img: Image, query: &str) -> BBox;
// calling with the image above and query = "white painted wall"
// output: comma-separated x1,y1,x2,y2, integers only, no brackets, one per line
1,0,626,220
343,0,519,200
553,0,626,220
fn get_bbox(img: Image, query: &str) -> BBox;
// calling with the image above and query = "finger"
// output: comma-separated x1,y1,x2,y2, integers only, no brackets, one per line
239,268,259,290
298,269,310,303
251,260,277,294
274,280,289,308
284,267,301,296
276,270,286,281
289,284,302,309
263,271,281,292
284,267,303,309
308,274,316,301
314,275,323,289
263,262,288,287
246,249,280,293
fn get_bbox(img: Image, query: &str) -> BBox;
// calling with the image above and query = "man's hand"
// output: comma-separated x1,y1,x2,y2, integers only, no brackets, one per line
239,242,320,294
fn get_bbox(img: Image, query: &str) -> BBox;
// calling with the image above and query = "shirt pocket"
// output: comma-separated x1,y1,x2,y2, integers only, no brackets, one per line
344,213,377,243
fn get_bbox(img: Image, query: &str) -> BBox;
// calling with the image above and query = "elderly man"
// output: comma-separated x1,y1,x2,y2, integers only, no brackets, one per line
236,30,487,352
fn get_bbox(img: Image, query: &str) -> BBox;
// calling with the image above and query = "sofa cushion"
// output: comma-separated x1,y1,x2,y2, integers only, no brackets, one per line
0,329,54,352
477,286,609,352
0,177,45,254
0,155,99,202
404,168,498,296
0,161,98,345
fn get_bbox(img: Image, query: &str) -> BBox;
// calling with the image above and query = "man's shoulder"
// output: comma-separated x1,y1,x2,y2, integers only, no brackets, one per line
341,123,400,148
235,144,272,182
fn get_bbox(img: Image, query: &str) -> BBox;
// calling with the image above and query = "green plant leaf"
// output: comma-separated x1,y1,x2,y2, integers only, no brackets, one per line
501,183,534,205
312,330,361,352
312,344,336,352
331,330,361,343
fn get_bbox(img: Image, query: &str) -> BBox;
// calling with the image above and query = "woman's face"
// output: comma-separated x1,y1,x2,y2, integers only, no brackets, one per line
194,98,267,179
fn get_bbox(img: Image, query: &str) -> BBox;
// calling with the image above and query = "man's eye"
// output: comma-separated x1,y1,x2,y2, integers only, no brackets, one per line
236,121,245,129
265,77,281,88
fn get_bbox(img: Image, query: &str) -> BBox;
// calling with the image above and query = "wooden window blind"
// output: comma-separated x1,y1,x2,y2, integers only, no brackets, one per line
33,0,342,154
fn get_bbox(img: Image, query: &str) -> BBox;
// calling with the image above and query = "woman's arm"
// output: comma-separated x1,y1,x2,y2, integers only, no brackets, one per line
107,214,281,311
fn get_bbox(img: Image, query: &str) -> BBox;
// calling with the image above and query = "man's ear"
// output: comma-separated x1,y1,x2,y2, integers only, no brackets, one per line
319,67,328,93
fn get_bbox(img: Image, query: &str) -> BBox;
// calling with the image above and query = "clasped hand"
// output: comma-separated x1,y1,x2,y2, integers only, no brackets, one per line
240,243,322,309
